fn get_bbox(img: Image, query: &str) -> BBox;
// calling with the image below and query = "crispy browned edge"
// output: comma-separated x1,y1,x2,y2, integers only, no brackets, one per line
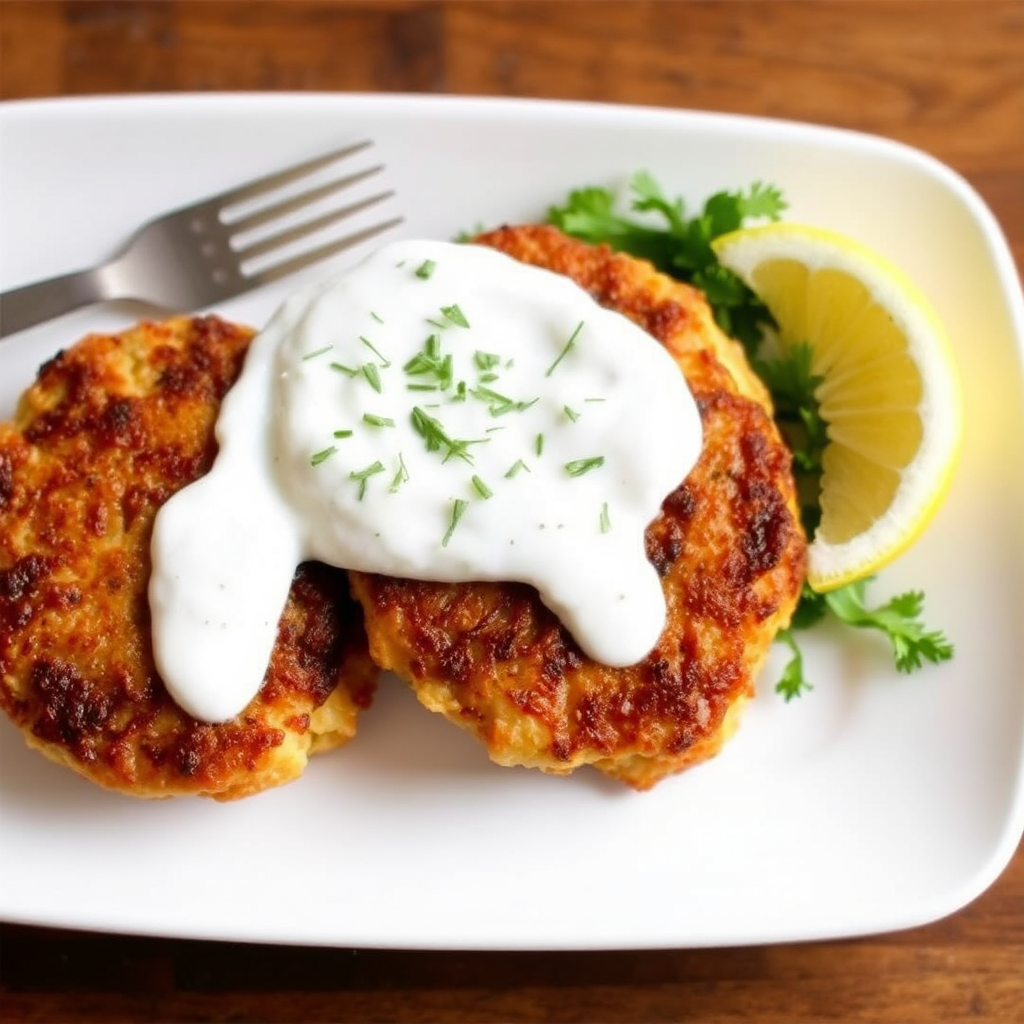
0,315,377,800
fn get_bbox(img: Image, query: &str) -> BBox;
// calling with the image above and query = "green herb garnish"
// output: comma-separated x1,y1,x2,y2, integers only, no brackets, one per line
310,445,338,467
440,303,470,328
330,362,359,377
599,502,611,533
564,456,605,477
535,433,545,456
362,363,383,393
547,173,784,353
360,335,391,367
415,259,436,280
505,459,530,478
389,453,409,493
350,460,385,500
442,498,469,546
362,413,395,428
474,351,501,372
332,429,354,439
471,475,493,499
546,320,584,377
302,345,332,361
410,406,486,465
563,405,580,423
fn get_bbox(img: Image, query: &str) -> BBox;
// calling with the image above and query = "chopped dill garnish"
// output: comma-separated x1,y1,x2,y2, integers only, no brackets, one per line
410,405,486,465
600,502,611,533
332,429,354,439
362,363,383,393
389,452,409,493
546,320,584,376
563,405,580,422
474,351,501,371
310,445,338,467
505,459,530,478
441,303,470,328
330,361,359,376
359,336,391,367
362,413,395,428
535,433,545,456
350,460,385,500
404,334,452,390
565,456,605,477
471,475,493,499
442,498,469,547
370,311,384,323
302,345,332,361
415,258,436,280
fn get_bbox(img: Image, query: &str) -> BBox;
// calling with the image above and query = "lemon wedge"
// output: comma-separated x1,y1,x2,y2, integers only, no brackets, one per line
712,223,962,592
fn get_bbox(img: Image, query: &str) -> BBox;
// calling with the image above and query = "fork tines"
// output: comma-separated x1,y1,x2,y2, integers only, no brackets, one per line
212,141,401,285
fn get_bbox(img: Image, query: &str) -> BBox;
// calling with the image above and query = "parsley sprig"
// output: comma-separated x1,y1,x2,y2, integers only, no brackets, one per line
546,170,953,697
775,581,954,701
547,172,785,352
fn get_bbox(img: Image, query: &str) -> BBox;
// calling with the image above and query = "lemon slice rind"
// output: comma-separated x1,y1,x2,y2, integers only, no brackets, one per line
712,224,962,592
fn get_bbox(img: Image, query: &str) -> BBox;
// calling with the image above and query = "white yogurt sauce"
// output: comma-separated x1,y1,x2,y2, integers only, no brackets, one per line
149,240,703,722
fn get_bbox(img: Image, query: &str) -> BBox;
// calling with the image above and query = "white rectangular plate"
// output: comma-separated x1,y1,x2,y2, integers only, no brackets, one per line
1,94,1023,950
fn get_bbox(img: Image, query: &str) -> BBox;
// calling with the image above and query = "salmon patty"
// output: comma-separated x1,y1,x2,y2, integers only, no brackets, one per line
0,316,377,800
348,225,806,789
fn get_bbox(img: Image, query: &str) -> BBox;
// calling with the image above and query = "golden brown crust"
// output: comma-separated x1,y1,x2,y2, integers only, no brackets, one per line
349,225,806,789
0,316,377,800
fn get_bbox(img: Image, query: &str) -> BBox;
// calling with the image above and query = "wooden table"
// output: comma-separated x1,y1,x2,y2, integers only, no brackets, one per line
1,2,1022,1021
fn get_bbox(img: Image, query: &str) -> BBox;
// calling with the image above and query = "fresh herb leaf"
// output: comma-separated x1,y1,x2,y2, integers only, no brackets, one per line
564,456,605,477
471,475,493,499
599,501,611,533
362,363,383,393
777,578,953,696
474,350,502,371
389,453,409,493
350,460,385,499
442,498,469,546
756,342,828,475
824,579,954,673
547,172,783,352
546,320,584,377
774,628,813,701
360,335,391,367
441,303,470,328
310,445,338,467
302,345,332,361
415,259,436,280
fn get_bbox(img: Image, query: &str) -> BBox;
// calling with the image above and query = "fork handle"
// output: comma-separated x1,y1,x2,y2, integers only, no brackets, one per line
0,267,109,339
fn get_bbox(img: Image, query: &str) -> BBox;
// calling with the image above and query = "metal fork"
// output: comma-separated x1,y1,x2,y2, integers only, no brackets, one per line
0,141,401,339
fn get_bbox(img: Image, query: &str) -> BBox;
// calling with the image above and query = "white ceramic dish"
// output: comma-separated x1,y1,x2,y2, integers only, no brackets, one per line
1,94,1022,950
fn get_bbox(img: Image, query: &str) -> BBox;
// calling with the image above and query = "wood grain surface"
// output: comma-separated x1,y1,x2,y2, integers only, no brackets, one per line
1,2,1022,1022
